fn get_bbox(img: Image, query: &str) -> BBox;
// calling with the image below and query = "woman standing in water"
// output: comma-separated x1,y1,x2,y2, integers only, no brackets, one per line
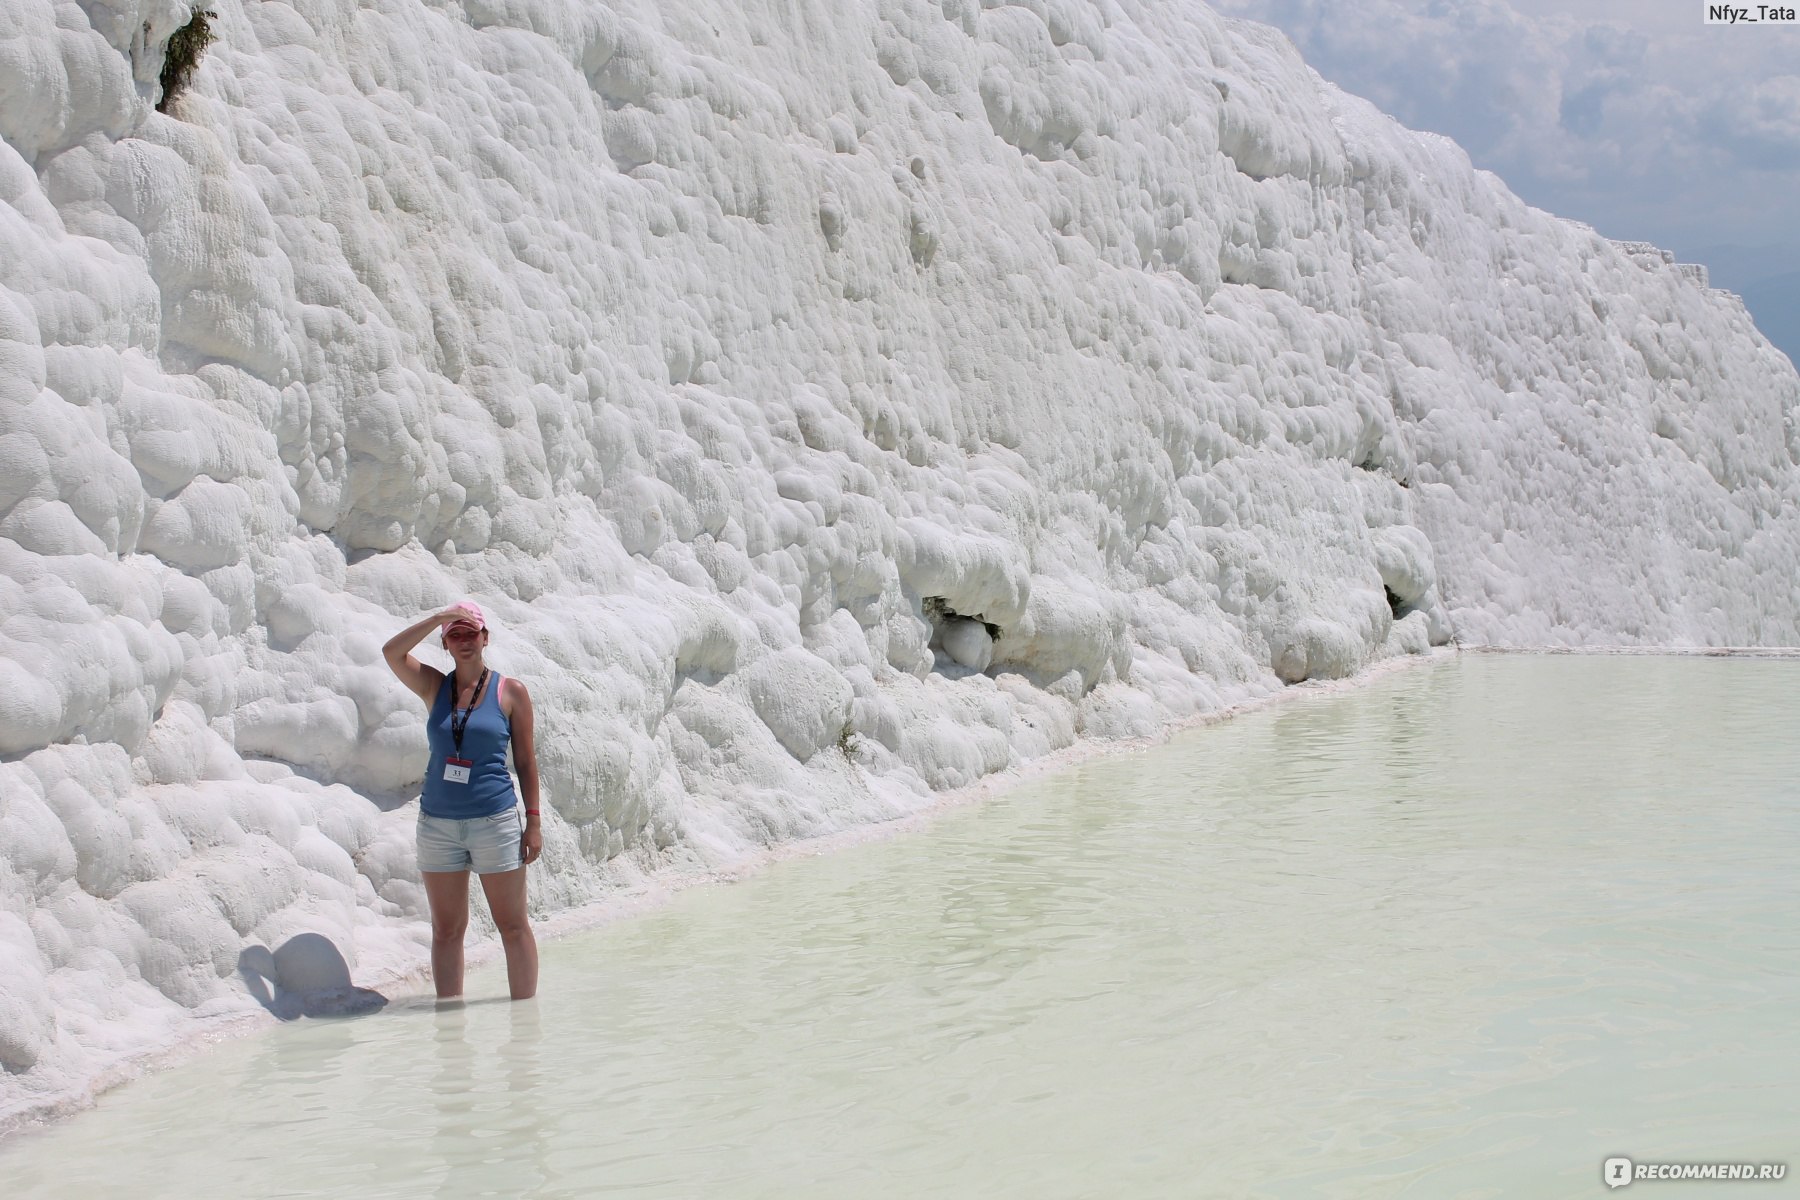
383,602,541,1000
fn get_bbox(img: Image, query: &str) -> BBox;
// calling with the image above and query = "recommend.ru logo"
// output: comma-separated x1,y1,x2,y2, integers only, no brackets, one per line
1603,1156,1788,1187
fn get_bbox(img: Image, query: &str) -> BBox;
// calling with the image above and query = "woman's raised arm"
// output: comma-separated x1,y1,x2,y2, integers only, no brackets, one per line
382,610,457,705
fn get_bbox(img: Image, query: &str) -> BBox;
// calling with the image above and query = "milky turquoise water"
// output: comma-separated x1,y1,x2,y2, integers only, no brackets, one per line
5,655,1798,1198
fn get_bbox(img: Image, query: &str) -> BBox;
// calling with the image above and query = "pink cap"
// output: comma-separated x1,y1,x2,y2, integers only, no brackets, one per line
443,601,487,634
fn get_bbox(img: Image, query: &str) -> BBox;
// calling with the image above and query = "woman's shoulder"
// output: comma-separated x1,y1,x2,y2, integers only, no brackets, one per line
499,674,532,717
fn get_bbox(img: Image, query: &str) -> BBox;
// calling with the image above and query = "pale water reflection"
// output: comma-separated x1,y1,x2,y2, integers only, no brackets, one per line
5,655,1798,1198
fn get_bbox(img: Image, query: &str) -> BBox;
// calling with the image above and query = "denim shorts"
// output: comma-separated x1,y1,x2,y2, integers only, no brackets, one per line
417,808,522,874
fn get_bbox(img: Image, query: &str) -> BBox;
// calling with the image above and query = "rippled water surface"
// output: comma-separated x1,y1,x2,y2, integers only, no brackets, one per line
7,655,1799,1198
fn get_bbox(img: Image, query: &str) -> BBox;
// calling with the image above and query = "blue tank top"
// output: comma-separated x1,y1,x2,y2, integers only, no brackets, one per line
420,671,519,819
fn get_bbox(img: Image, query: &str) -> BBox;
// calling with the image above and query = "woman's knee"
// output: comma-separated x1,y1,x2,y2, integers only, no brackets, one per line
431,915,469,944
493,910,533,942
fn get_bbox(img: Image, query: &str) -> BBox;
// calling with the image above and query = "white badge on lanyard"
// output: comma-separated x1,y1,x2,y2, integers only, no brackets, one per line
444,757,473,784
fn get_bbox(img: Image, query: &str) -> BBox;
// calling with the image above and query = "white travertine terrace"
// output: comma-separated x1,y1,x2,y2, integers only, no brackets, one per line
2,0,1796,1127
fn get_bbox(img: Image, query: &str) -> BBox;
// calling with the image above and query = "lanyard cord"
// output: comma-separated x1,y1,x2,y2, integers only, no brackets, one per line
451,668,489,756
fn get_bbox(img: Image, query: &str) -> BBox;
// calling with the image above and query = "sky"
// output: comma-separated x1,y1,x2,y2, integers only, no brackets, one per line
1211,0,1800,359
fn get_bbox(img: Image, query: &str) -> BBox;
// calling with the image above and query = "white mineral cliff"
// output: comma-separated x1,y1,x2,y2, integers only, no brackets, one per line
2,0,1796,1127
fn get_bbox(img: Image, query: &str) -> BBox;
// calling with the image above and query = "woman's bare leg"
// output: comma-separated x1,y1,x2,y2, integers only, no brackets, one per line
422,870,471,998
479,866,538,1000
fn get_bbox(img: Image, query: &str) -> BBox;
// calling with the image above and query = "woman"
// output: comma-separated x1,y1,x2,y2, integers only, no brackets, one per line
383,602,542,1000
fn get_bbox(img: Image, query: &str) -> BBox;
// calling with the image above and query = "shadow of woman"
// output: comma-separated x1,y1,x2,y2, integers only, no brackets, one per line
238,933,389,1021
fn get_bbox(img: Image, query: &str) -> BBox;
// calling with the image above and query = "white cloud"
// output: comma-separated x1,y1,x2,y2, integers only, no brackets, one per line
1707,74,1800,168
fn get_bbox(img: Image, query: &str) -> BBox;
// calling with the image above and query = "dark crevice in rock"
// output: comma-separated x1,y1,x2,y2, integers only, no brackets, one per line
921,595,1001,640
